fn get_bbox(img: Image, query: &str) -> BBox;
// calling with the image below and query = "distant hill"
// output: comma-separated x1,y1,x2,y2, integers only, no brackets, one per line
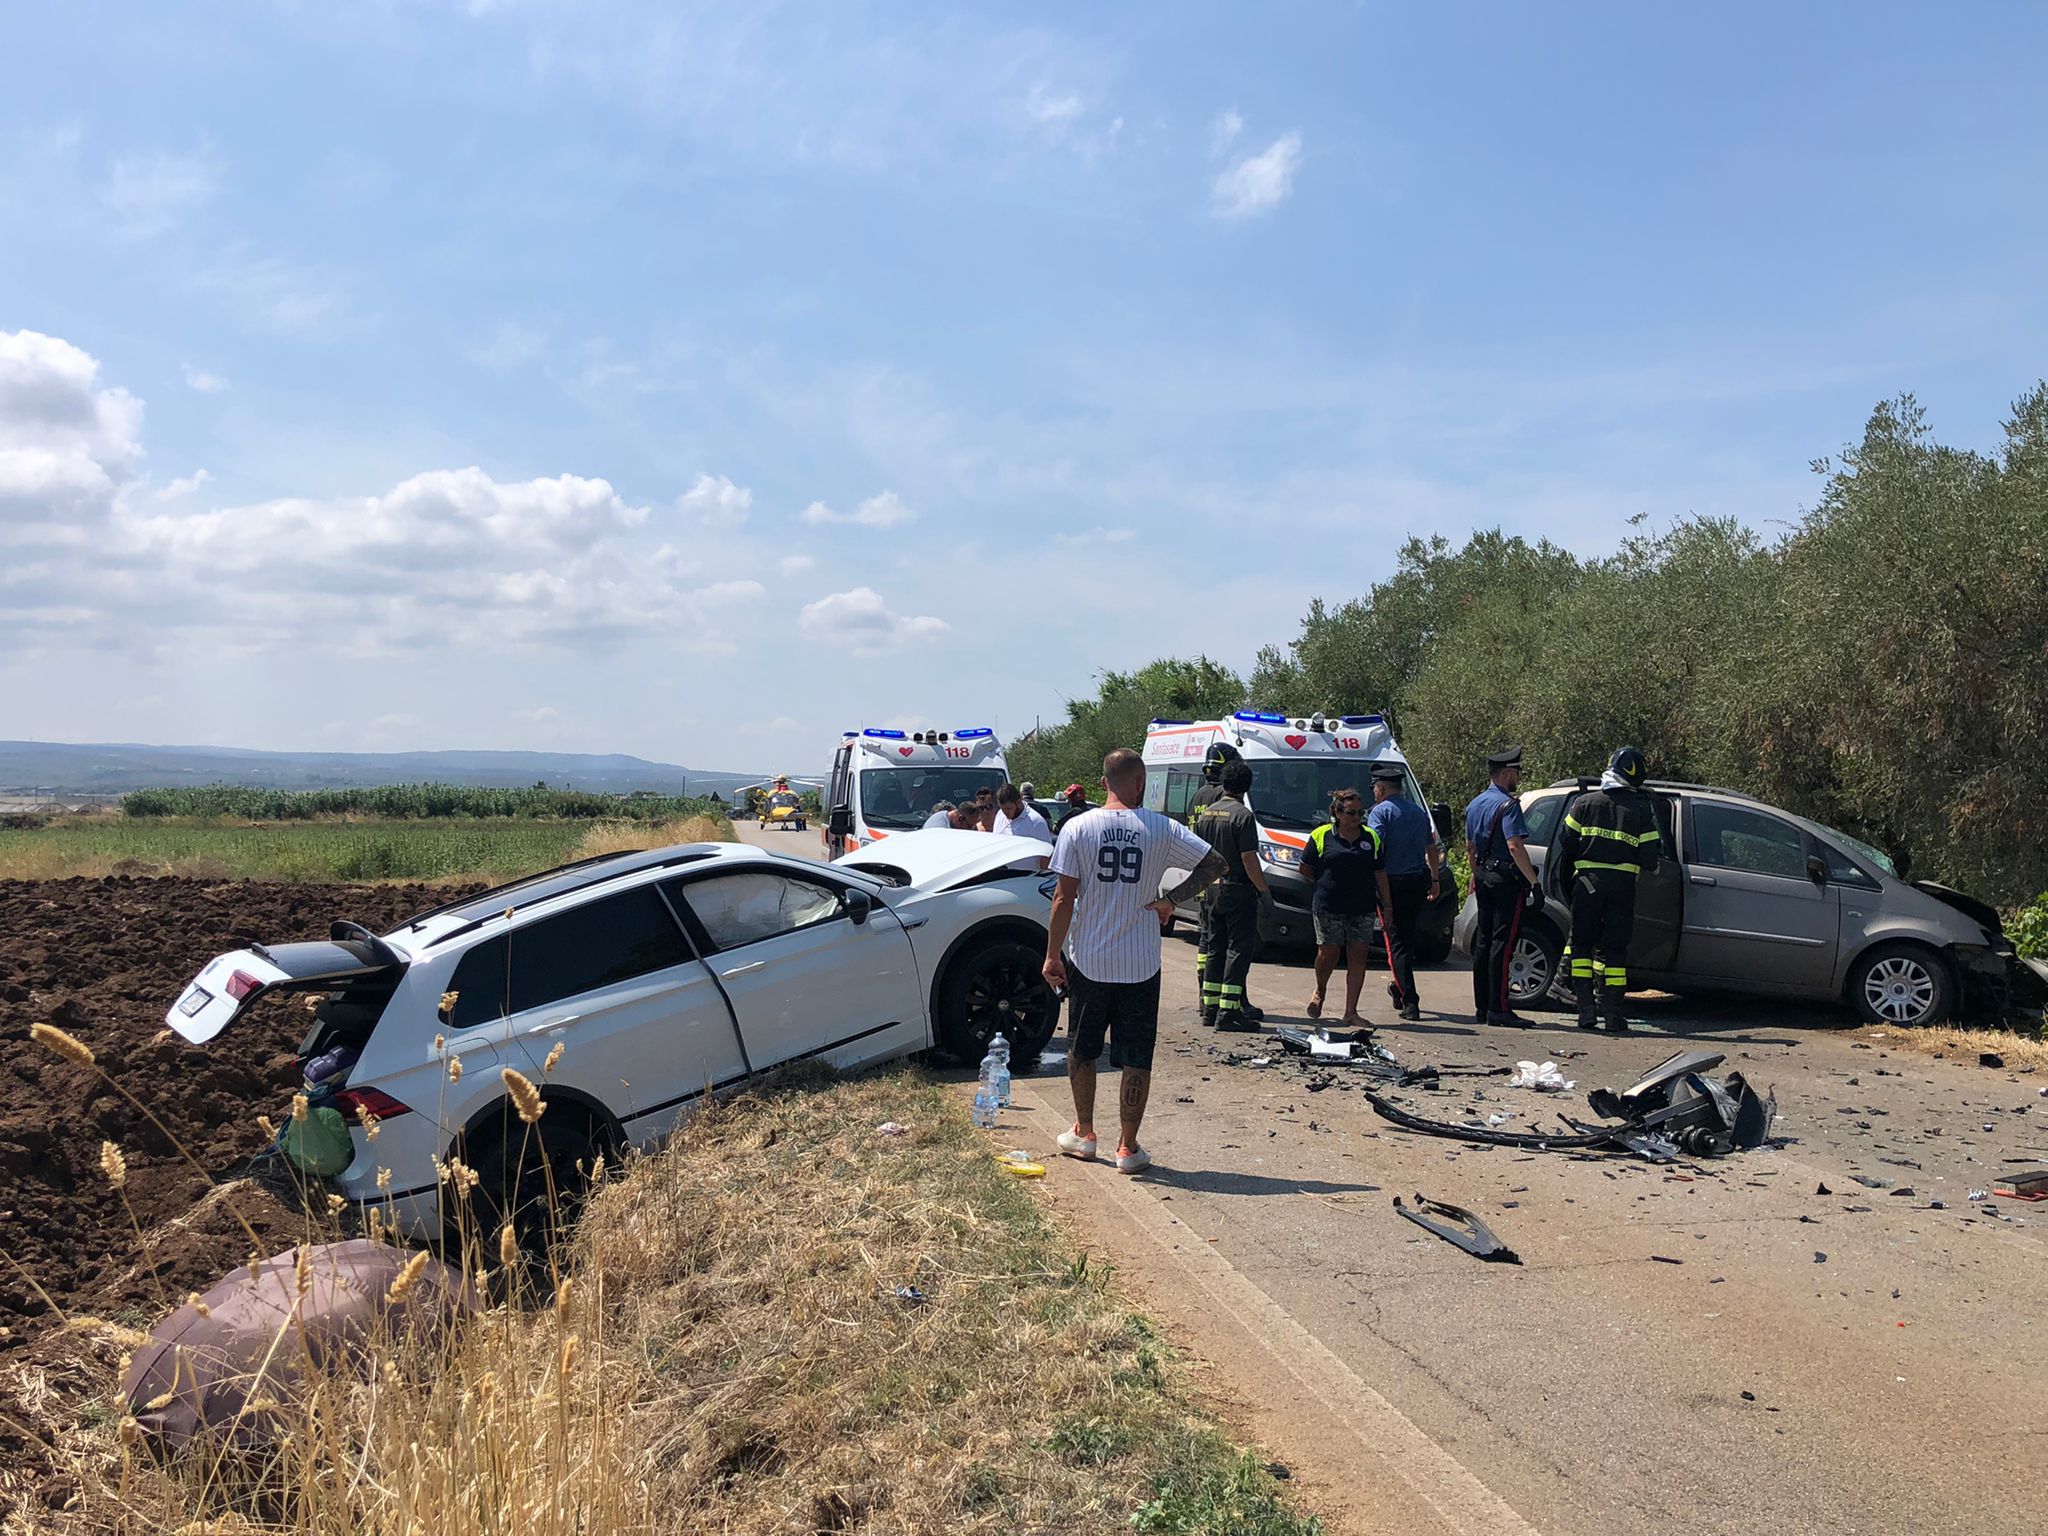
0,741,792,799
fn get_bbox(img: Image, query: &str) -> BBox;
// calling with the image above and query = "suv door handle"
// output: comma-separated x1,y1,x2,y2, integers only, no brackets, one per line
1688,873,1717,887
723,960,767,977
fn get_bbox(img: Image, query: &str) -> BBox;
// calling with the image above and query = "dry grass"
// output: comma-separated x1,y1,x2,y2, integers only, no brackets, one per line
569,814,733,859
11,1069,1315,1536
1851,1019,2048,1073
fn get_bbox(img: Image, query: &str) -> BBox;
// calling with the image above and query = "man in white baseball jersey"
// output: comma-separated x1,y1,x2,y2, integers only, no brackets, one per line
1043,748,1229,1174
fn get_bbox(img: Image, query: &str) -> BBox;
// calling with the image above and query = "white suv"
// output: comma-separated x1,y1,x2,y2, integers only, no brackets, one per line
168,833,1055,1241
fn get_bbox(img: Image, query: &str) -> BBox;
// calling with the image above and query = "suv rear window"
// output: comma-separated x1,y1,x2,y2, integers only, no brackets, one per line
445,936,509,1030
510,884,694,1012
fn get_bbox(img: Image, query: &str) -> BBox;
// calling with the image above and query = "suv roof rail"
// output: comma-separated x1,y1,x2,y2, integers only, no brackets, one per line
413,845,725,946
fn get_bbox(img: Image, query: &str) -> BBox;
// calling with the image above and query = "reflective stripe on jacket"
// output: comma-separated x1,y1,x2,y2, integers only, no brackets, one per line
1557,787,1662,882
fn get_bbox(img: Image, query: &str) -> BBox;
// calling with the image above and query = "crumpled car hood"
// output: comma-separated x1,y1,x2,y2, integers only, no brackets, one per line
841,828,1052,892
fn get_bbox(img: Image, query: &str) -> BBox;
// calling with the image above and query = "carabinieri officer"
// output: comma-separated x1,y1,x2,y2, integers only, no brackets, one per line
1367,761,1442,1022
1463,747,1542,1027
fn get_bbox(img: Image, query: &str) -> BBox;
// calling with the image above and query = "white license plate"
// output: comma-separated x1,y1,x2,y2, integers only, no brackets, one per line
178,985,211,1018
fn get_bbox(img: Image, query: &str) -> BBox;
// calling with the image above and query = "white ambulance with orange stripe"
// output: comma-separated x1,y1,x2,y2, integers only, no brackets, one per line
822,726,1012,859
1141,711,1460,956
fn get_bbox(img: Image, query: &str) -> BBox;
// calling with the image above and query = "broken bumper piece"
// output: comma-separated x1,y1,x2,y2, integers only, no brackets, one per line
1394,1193,1521,1264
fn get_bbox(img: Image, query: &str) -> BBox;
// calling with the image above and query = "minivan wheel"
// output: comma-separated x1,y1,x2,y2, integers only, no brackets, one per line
937,937,1057,1070
1849,943,1953,1027
1507,927,1563,1008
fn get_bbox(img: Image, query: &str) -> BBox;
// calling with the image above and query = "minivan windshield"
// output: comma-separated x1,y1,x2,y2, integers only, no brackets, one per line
858,766,1005,830
1247,760,1421,832
1821,824,1898,879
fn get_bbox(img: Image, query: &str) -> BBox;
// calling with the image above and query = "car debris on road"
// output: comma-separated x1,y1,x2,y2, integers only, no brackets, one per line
1360,1045,1777,1162
1394,1192,1522,1264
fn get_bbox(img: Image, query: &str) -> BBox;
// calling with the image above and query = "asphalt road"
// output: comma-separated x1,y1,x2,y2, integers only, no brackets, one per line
735,818,2048,1533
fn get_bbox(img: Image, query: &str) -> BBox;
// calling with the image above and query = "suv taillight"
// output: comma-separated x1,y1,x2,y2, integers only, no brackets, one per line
225,969,264,1002
333,1087,413,1122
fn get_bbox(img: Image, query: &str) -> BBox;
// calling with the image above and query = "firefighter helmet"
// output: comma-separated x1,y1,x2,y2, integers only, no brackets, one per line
1609,746,1648,788
1201,741,1243,782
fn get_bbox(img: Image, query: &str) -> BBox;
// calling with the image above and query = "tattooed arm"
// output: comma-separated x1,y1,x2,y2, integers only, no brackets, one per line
1156,846,1228,913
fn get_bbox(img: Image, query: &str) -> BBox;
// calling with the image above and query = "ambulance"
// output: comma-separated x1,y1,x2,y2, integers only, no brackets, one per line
822,725,1012,858
1140,711,1459,956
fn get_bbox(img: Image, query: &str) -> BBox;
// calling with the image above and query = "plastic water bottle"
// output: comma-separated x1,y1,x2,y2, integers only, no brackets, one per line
989,1032,1013,1108
971,1082,998,1129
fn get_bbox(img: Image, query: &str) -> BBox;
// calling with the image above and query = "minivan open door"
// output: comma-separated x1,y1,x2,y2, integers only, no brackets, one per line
1545,788,1683,975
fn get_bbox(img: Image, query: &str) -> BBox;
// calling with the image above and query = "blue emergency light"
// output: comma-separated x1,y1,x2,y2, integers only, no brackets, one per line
1233,710,1287,725
864,728,907,739
954,727,994,739
1340,715,1384,727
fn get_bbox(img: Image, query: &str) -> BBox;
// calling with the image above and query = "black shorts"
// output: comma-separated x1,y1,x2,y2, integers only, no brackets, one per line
1066,962,1161,1072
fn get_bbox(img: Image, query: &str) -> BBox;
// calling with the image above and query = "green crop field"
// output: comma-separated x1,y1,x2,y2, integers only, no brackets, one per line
0,814,731,883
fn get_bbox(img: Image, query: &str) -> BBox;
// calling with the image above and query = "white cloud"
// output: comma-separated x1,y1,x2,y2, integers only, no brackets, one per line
199,251,350,337
0,331,775,661
797,587,948,655
471,320,550,371
1209,109,1244,157
182,365,228,394
799,489,917,528
103,148,218,237
156,468,212,501
0,329,144,544
1053,525,1136,545
1210,131,1301,221
1027,83,1085,129
777,553,817,575
674,472,752,528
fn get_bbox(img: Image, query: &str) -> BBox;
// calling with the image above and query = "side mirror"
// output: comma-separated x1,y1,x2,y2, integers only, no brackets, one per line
827,804,853,838
1429,801,1455,839
844,888,873,926
1806,854,1828,886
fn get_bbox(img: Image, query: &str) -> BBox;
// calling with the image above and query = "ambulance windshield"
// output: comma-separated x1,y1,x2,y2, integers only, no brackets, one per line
1247,760,1420,831
859,767,1005,829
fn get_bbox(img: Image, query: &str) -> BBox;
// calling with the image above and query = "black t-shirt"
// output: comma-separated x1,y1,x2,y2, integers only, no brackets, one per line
1193,794,1259,888
1300,822,1384,915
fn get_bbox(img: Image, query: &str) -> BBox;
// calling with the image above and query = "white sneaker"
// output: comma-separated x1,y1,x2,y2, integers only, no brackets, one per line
1115,1145,1151,1175
1056,1129,1099,1161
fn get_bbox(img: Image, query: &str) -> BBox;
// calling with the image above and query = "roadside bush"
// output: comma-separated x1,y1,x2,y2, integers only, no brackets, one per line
2011,895,2048,961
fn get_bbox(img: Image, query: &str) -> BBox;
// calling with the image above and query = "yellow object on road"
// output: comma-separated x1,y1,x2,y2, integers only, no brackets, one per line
997,1151,1046,1178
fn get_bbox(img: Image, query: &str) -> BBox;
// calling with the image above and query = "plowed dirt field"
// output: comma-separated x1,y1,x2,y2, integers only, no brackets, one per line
0,877,479,1337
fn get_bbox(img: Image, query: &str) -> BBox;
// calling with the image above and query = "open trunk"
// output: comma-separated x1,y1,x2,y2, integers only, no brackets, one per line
166,928,408,1044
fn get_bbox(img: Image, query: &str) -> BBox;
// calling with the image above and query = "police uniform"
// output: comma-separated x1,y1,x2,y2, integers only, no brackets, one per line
1463,748,1534,1023
1192,789,1262,1031
1555,748,1663,1032
1366,763,1436,1019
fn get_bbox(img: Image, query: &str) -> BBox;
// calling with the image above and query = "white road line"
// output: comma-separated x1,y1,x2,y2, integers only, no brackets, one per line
1013,1074,1543,1536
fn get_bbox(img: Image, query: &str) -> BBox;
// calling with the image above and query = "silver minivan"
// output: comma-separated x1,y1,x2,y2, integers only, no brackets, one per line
1452,780,2017,1026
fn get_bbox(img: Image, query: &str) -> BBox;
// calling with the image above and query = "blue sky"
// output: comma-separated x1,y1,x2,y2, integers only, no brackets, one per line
4,3,2044,771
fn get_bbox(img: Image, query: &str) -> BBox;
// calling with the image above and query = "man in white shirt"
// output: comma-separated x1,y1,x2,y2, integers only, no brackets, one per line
992,782,1055,871
920,801,981,831
1043,749,1227,1174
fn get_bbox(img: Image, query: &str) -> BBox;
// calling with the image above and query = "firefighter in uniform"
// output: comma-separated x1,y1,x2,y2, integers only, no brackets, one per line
1186,743,1262,1022
1463,747,1543,1026
1554,746,1662,1033
1192,758,1274,1031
